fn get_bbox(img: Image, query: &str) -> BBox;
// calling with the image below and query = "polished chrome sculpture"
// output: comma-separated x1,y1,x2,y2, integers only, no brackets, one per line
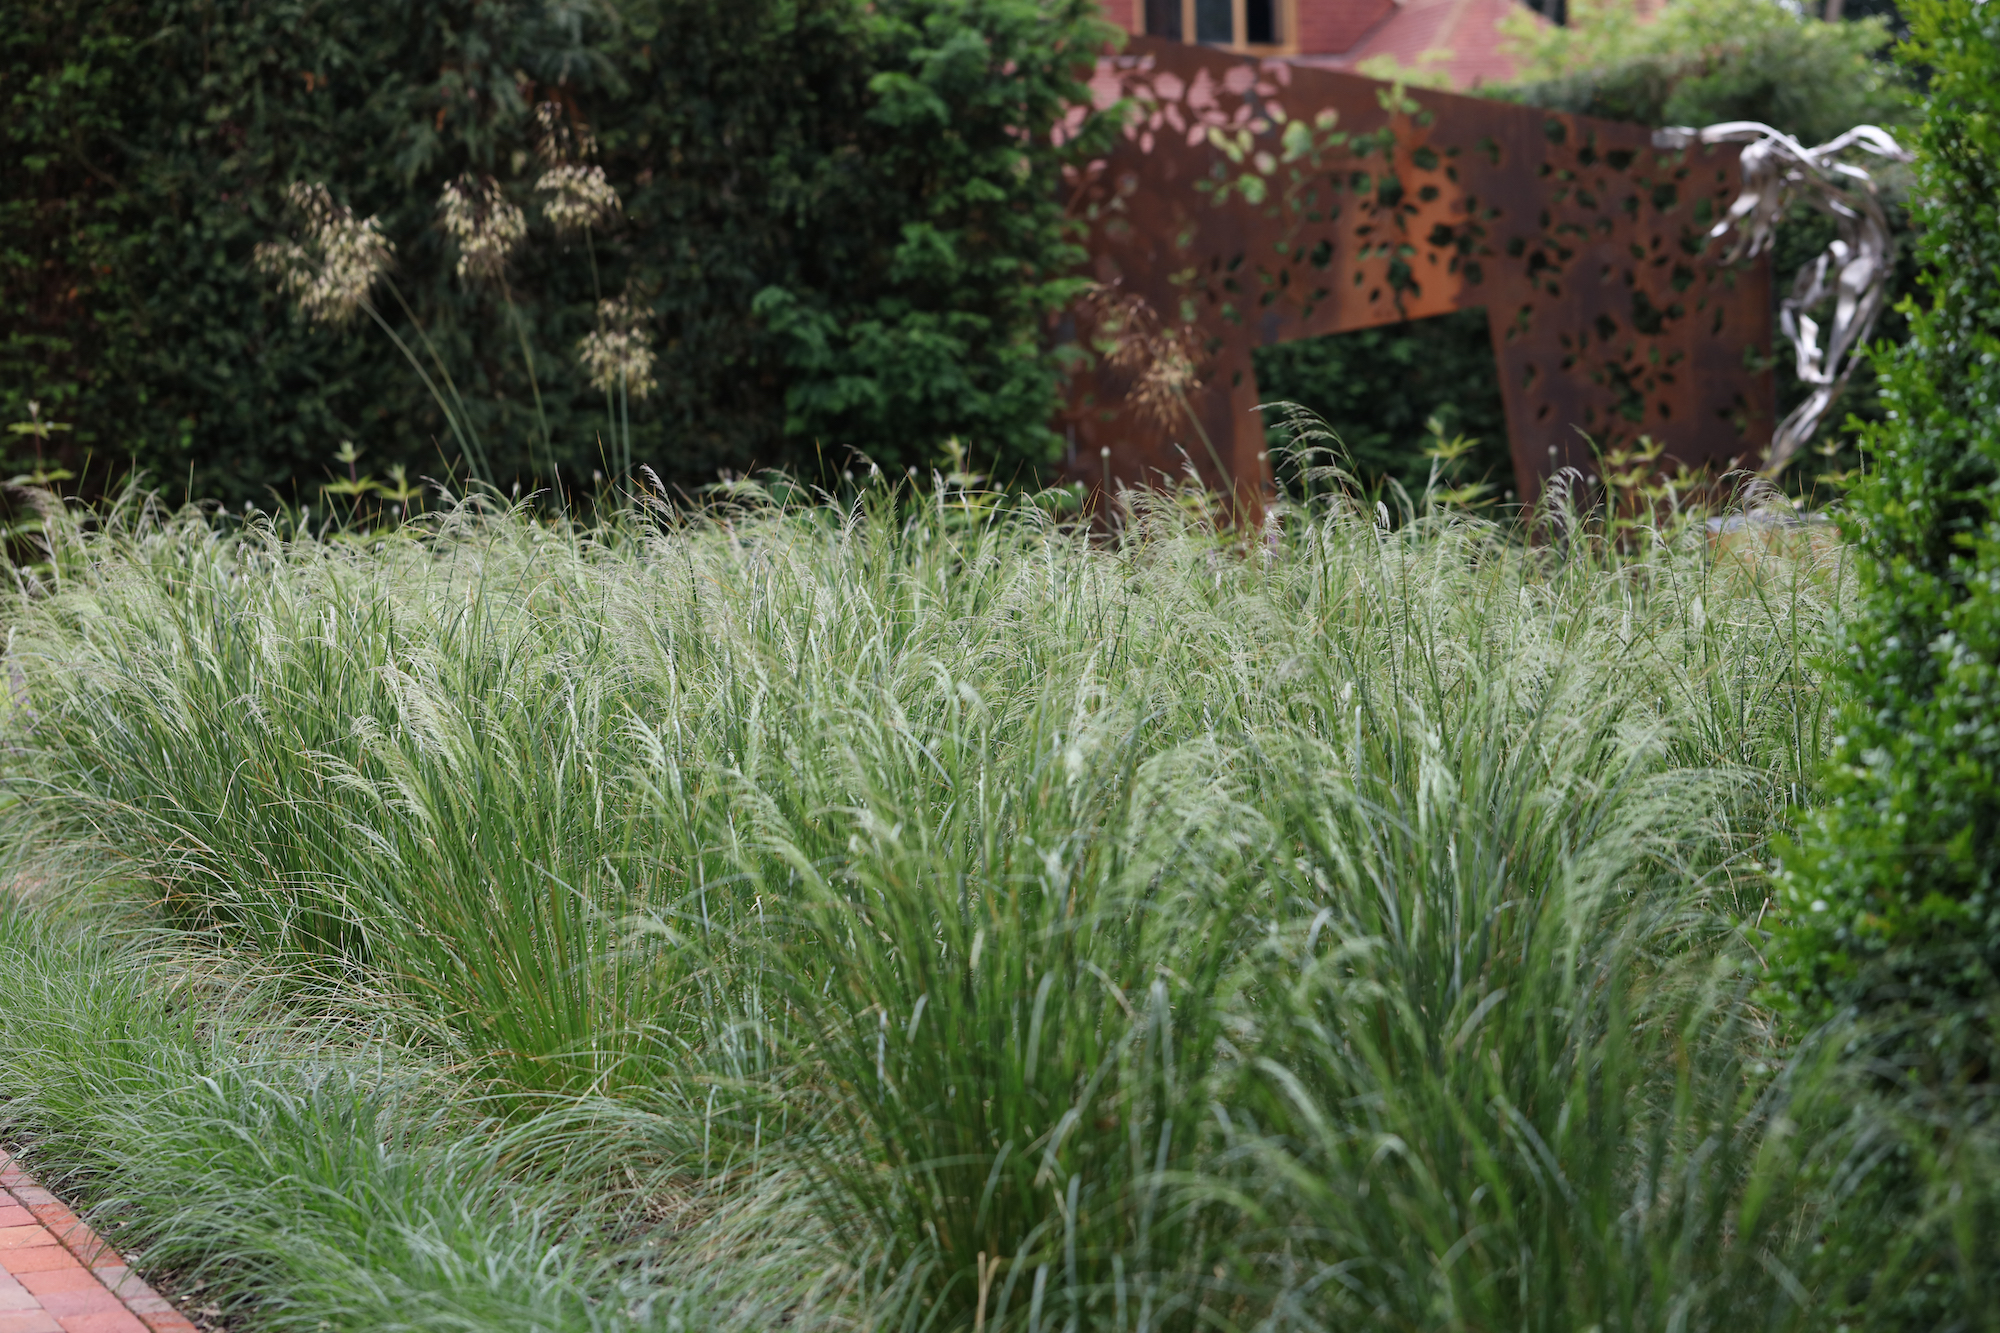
1656,121,1911,474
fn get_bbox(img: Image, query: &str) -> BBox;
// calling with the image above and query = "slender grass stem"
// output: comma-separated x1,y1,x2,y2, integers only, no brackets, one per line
379,280,491,485
500,275,552,482
361,298,490,483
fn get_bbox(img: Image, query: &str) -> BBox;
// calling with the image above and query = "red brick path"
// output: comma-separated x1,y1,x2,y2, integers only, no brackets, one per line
0,1150,196,1333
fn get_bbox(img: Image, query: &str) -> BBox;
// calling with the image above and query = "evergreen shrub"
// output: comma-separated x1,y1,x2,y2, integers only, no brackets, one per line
1775,0,2000,1025
1,0,1113,500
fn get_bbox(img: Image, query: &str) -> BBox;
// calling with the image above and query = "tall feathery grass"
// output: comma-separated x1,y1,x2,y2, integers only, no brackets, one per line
4,477,1984,1331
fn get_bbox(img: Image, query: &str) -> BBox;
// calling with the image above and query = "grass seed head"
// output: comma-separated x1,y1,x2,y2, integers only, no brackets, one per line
534,101,598,165
537,163,621,235
577,296,657,399
1079,284,1201,427
438,174,527,283
255,181,392,325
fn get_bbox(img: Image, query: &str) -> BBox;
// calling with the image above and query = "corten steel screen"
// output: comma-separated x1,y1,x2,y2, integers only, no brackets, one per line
1061,38,1776,504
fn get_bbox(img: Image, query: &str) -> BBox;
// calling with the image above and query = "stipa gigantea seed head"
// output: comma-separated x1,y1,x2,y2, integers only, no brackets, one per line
255,182,393,325
534,102,598,165
1077,284,1201,428
438,174,527,283
537,163,621,235
1130,339,1198,426
577,297,657,400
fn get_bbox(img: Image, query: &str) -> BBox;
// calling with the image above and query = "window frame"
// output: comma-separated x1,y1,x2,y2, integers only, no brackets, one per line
1148,0,1298,54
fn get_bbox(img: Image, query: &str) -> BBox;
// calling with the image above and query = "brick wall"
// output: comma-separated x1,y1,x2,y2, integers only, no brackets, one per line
1295,0,1399,53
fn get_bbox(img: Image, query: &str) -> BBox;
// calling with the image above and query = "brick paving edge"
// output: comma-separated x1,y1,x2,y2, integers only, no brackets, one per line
0,1147,199,1333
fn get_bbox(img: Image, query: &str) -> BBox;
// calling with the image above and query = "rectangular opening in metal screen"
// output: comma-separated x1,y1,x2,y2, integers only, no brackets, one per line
1252,309,1512,500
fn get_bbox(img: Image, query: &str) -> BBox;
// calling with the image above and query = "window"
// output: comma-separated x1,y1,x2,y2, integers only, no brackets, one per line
1147,0,1286,48
1195,0,1233,42
1245,0,1276,44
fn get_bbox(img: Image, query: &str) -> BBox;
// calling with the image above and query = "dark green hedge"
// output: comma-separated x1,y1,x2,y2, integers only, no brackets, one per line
1,0,1114,501
1776,0,2000,1030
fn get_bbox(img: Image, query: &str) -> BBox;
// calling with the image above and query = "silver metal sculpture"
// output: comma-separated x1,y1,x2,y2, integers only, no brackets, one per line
1654,121,1911,474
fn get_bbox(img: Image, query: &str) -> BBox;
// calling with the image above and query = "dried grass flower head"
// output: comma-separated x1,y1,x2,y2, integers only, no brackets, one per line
255,182,393,325
438,174,527,282
1078,284,1200,428
577,296,657,400
537,163,620,235
530,103,618,234
534,102,598,165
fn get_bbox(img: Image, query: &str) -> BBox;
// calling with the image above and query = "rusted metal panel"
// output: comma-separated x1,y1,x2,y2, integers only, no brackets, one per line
1062,37,1775,506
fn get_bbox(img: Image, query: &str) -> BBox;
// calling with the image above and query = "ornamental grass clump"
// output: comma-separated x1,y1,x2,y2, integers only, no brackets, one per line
5,469,1937,1329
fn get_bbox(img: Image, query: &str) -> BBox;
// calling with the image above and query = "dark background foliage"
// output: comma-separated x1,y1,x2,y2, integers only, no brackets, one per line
2,0,601,501
1254,309,1511,500
1,0,1113,503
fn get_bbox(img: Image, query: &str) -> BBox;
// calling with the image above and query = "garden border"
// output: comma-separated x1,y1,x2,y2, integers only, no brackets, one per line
0,1149,196,1333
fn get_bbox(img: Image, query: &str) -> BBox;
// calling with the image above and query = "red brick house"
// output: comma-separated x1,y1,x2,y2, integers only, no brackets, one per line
1101,0,1548,90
